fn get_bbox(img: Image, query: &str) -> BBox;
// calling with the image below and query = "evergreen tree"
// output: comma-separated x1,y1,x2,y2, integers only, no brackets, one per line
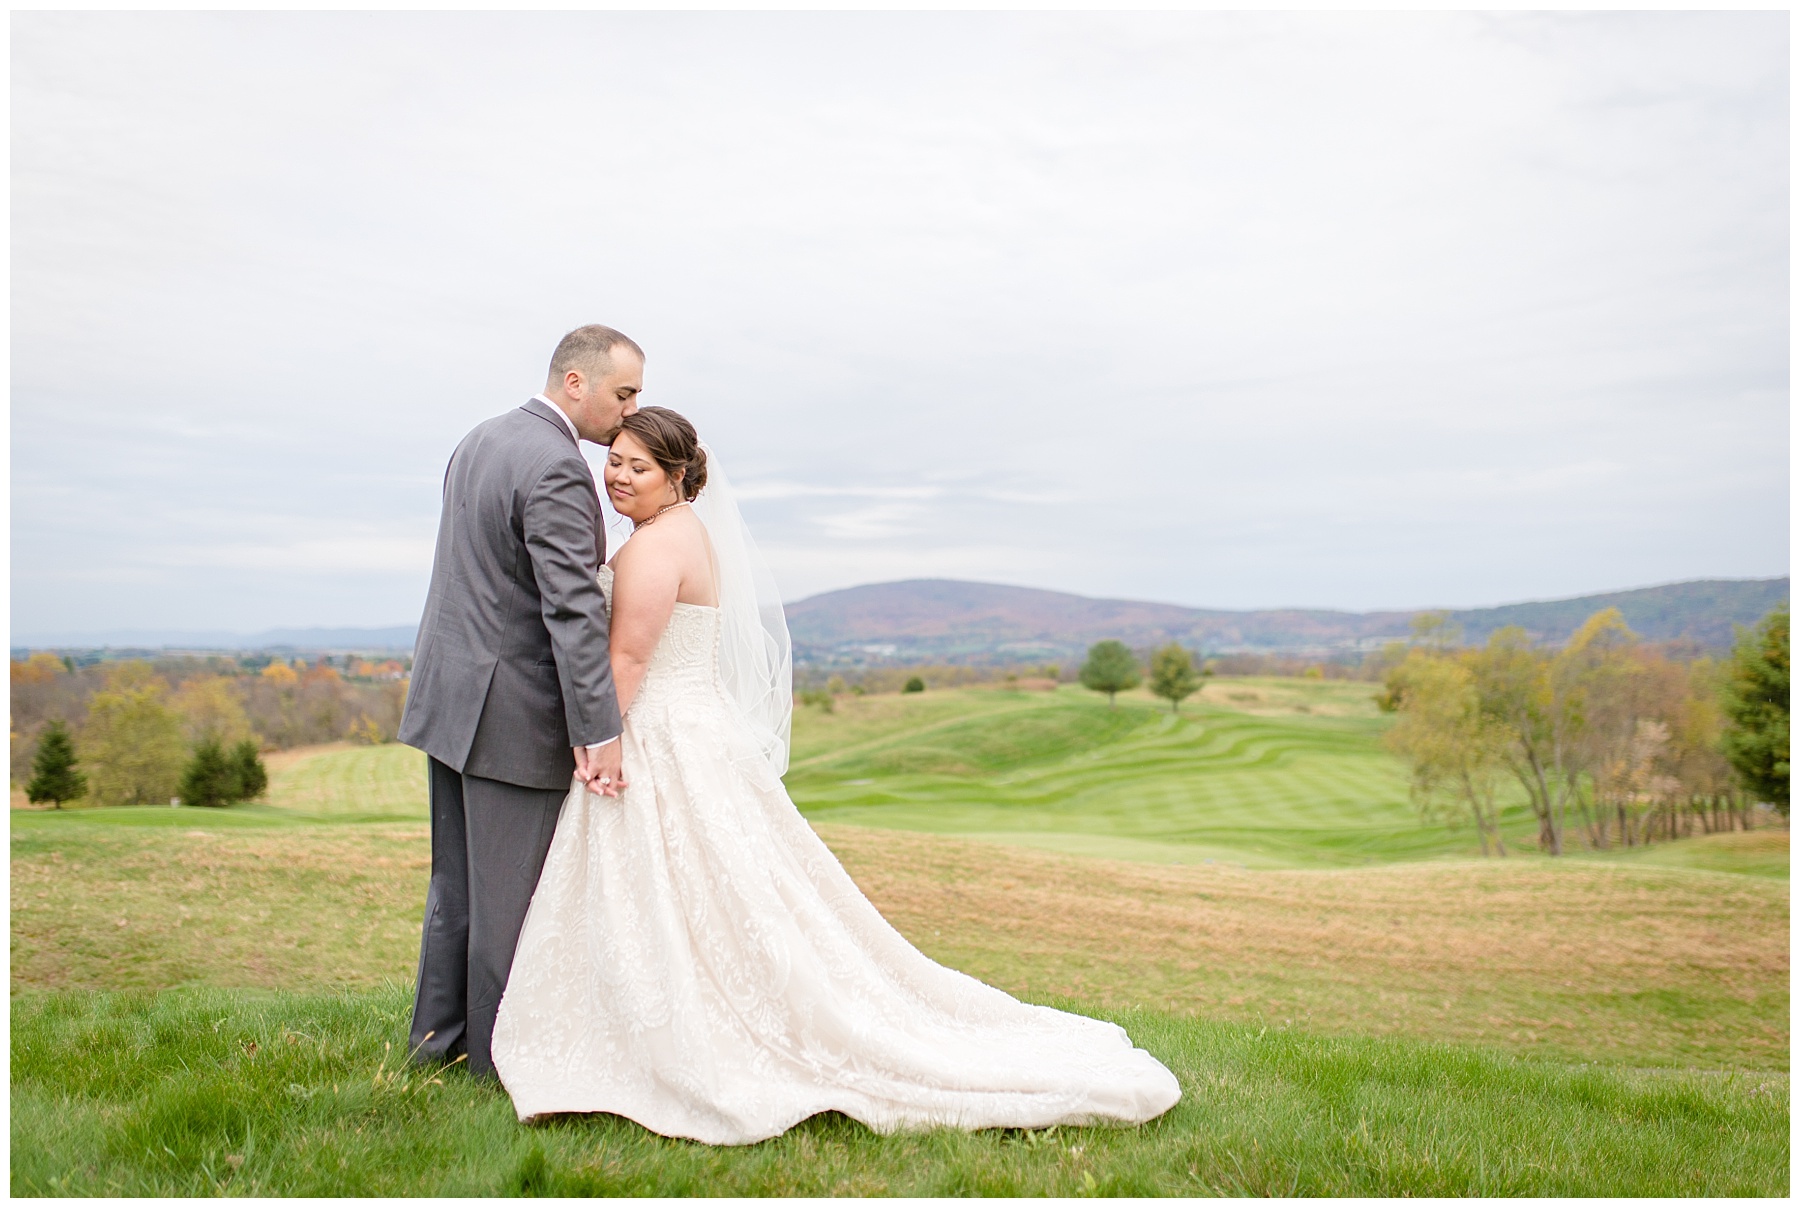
177,739,239,808
1722,605,1789,815
26,720,86,808
1148,643,1202,713
1079,640,1141,707
229,739,269,801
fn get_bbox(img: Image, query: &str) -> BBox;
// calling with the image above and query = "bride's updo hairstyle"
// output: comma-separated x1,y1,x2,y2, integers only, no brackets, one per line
617,407,708,502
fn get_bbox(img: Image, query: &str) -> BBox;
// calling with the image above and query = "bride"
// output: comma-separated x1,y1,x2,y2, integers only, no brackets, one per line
490,407,1181,1145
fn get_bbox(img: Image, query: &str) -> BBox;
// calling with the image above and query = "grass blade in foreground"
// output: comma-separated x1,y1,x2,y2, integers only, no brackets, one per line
11,986,1787,1197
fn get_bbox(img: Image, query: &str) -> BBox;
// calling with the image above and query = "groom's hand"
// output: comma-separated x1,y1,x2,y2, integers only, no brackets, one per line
573,742,627,798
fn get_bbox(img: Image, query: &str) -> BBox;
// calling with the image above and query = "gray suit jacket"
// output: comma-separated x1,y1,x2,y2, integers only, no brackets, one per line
397,399,623,789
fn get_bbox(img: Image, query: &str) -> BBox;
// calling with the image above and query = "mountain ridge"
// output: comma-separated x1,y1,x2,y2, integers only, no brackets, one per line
14,577,1786,662
785,576,1789,665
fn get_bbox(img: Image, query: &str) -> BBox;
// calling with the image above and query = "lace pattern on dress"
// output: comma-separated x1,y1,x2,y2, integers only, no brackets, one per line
491,565,1180,1143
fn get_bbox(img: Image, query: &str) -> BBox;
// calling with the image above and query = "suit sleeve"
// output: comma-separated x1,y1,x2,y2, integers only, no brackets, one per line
523,456,623,747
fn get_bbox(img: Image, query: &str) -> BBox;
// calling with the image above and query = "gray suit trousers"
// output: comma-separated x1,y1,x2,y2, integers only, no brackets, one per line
410,756,564,1078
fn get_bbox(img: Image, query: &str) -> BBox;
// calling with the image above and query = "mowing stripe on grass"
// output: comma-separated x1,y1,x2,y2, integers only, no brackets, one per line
789,690,1520,868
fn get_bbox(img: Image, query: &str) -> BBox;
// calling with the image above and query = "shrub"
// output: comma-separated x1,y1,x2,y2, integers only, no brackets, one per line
177,739,239,807
177,738,269,807
230,739,269,800
799,689,835,713
903,677,925,694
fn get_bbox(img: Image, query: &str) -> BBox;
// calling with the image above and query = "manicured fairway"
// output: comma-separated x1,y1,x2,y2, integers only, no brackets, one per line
264,742,427,820
786,682,1539,867
93,679,1526,869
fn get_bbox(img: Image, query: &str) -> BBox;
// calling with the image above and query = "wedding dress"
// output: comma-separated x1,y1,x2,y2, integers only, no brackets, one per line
490,565,1180,1145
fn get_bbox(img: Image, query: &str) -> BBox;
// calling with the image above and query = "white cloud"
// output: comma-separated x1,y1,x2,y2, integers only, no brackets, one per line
812,502,932,543
732,482,943,503
10,11,1786,630
136,538,437,574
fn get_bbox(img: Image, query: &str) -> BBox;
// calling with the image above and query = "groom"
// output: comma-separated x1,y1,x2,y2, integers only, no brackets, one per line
397,323,643,1077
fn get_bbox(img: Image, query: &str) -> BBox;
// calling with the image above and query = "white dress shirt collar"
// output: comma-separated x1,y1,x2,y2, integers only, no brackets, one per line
531,393,581,444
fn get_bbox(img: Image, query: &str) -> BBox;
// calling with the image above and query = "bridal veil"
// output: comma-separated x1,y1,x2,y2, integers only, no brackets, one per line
688,443,794,775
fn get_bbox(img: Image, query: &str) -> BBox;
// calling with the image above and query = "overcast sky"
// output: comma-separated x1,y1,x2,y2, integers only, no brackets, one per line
12,11,1788,638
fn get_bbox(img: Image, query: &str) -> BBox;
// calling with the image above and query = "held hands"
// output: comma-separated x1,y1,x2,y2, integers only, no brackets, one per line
573,742,627,798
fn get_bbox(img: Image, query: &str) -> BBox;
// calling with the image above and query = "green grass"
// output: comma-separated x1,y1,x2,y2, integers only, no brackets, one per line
11,821,426,993
11,803,310,829
23,680,1774,877
11,986,1786,1197
12,815,1787,1071
1573,830,1791,880
265,743,427,820
787,683,1540,868
9,741,428,830
12,679,1788,1194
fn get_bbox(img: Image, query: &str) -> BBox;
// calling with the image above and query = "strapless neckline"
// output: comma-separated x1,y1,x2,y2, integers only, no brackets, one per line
598,564,719,613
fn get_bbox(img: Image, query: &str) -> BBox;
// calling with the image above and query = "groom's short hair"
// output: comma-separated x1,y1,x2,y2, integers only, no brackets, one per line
548,324,644,383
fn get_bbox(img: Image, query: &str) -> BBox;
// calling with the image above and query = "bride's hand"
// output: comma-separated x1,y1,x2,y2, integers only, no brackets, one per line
574,744,627,798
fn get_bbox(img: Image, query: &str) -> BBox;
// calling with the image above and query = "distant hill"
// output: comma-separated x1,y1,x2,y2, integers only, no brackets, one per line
1448,580,1790,649
17,577,1785,665
786,577,1789,666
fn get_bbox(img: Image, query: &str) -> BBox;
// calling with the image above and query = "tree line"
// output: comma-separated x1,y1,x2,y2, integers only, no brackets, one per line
1377,606,1788,856
12,652,409,808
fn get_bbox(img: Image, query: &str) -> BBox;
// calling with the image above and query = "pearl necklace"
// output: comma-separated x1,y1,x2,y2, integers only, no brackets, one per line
633,499,688,531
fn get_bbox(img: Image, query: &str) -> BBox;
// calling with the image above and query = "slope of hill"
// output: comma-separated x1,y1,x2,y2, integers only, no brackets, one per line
786,577,1788,666
1450,579,1790,648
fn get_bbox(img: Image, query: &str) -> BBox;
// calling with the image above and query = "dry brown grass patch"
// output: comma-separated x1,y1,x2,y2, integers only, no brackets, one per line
818,825,1789,1069
12,819,1786,1070
12,824,429,992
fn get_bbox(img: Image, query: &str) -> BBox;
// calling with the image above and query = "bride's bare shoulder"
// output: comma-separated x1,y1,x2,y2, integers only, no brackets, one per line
612,507,705,570
614,507,716,605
